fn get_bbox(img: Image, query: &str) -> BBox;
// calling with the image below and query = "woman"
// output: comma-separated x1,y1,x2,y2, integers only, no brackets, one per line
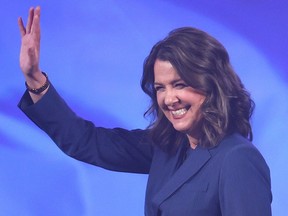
18,6,272,216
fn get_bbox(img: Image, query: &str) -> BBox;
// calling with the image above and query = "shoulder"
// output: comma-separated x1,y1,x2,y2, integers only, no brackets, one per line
215,134,272,214
214,133,271,187
211,133,266,162
207,133,271,188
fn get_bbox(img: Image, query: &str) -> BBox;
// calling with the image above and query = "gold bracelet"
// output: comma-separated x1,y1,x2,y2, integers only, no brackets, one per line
25,72,50,94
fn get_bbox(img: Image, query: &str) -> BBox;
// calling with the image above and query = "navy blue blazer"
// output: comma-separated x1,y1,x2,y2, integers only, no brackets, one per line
19,85,272,216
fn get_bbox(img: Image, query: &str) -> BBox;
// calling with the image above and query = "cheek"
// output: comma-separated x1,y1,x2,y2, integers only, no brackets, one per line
192,94,206,107
156,93,163,107
194,97,206,118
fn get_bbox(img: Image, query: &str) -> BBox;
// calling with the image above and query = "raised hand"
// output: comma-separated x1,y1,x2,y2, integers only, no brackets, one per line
18,6,48,101
18,6,42,76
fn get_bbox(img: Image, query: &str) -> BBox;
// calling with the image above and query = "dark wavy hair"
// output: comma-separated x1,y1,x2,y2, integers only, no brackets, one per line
141,27,255,151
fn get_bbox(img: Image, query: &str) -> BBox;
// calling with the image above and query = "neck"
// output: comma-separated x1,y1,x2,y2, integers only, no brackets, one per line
187,135,198,149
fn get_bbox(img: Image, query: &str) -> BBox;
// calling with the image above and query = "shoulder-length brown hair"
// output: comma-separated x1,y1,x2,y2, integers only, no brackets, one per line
141,27,254,151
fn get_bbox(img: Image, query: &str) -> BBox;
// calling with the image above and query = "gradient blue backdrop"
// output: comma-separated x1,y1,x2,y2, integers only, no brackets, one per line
1,0,287,215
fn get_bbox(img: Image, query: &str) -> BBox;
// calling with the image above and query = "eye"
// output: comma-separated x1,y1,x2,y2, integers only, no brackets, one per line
154,85,164,92
174,82,187,89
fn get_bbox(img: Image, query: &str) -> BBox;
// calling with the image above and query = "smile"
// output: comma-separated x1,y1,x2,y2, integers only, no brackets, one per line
171,108,188,116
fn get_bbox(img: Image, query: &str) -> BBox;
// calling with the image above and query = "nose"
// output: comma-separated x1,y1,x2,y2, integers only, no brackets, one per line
164,89,179,107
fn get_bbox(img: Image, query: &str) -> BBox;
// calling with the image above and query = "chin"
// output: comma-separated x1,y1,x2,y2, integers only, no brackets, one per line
172,125,191,133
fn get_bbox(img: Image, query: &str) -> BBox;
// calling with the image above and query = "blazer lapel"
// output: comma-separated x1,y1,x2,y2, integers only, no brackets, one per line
152,146,211,207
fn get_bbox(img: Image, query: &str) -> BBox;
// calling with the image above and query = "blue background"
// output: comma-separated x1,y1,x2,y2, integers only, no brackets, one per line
1,0,287,215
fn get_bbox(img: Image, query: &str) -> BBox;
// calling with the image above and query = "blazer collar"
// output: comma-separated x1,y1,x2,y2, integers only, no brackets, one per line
152,146,211,207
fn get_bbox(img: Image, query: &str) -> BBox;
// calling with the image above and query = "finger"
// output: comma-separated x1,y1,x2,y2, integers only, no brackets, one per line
31,6,41,35
31,13,40,38
18,17,26,37
34,6,41,18
26,7,34,34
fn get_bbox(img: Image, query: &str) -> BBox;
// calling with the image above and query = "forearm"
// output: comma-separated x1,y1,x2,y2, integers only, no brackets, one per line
18,85,153,173
24,70,49,103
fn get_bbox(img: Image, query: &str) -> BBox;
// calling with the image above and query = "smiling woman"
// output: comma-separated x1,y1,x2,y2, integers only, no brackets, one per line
153,59,206,149
142,27,255,151
17,6,272,216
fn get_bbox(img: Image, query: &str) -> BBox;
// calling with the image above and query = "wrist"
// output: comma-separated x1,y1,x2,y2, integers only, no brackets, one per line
25,72,50,94
24,70,46,88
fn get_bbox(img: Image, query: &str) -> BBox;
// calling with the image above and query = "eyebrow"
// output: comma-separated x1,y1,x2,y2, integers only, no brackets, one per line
154,78,184,86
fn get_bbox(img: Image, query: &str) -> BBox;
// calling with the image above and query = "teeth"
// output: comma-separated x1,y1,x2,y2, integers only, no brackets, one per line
171,108,187,116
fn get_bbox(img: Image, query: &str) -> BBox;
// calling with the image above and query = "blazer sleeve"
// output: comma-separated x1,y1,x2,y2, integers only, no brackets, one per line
219,143,272,216
18,84,154,174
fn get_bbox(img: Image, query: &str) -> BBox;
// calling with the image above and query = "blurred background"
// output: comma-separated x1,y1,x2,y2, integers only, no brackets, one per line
1,0,287,215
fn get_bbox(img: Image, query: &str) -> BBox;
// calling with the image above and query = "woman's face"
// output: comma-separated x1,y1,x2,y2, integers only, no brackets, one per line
154,59,206,140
